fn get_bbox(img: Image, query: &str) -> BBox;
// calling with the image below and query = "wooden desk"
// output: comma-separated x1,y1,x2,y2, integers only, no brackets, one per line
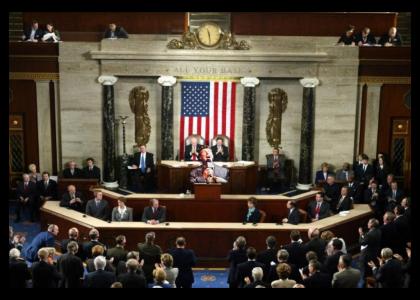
97,188,318,223
157,160,258,194
40,201,373,266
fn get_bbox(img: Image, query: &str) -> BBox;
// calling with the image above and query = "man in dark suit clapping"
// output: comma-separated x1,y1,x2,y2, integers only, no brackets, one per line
141,199,166,224
211,137,229,162
169,237,197,288
85,191,110,221
84,256,116,288
235,247,264,288
184,136,204,161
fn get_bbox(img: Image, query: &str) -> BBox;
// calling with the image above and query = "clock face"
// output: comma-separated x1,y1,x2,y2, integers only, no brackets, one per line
196,23,222,47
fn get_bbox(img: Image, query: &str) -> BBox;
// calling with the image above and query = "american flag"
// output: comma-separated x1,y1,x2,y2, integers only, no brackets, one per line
180,81,237,160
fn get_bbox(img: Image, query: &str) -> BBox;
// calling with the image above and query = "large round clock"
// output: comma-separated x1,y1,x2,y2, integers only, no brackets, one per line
196,22,223,48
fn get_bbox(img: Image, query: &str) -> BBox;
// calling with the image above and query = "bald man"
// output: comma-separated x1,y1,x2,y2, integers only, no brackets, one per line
60,185,84,212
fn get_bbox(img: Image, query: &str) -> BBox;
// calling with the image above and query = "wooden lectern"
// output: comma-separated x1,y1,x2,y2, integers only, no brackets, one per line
194,183,222,201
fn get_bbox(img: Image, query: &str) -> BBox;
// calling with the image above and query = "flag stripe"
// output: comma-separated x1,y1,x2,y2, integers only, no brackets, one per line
214,82,219,137
217,82,223,135
230,82,236,160
221,82,227,135
180,116,185,159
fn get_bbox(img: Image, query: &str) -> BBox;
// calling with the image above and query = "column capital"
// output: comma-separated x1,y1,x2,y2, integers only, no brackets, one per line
299,77,320,88
240,77,260,87
157,76,177,87
98,75,118,86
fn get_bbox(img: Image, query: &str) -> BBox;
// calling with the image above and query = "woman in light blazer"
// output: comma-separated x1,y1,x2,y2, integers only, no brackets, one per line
111,197,133,221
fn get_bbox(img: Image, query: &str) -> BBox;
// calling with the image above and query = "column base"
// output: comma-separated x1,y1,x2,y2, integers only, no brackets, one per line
296,183,312,191
102,181,119,189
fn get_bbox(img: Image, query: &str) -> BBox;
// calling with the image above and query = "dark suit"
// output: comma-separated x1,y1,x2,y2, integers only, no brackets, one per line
103,26,128,39
62,167,84,179
380,222,399,253
379,33,402,46
256,248,277,280
118,272,147,288
303,271,331,288
31,260,61,288
23,231,55,262
37,179,58,200
307,201,330,221
130,152,155,192
315,171,334,185
337,34,355,45
57,252,84,288
266,154,286,192
354,32,377,45
364,188,385,218
235,260,265,288
82,240,107,260
394,215,410,254
304,237,326,263
384,188,404,211
323,182,340,210
84,269,116,288
243,208,261,223
323,251,343,278
23,27,44,41
184,144,204,161
9,257,31,288
283,241,307,269
211,144,229,162
106,246,128,267
86,258,115,273
374,164,390,187
373,259,404,288
60,191,84,212
267,261,302,284
141,206,166,223
15,181,38,221
137,243,162,283
347,180,361,203
85,199,110,220
359,227,381,277
169,247,197,288
83,165,101,181
336,196,353,212
355,164,374,186
286,208,300,225
227,248,247,287
244,280,270,288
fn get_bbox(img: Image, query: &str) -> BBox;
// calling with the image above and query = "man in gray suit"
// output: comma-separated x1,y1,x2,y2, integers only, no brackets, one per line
190,148,229,183
266,148,286,192
332,254,361,288
336,162,354,182
85,191,110,221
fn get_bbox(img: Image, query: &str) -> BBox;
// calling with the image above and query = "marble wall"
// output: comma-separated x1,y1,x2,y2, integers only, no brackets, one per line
36,80,52,173
57,36,360,182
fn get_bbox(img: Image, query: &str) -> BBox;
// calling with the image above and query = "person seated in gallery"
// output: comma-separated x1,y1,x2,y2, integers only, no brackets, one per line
28,163,42,183
379,27,402,47
266,147,286,193
60,184,84,212
323,175,340,209
141,199,166,225
103,23,129,39
83,157,101,182
384,181,404,212
243,197,261,224
189,148,229,183
42,23,60,42
211,137,229,162
336,186,353,213
335,162,354,182
184,136,204,161
85,191,110,221
22,20,44,42
354,27,377,46
282,200,300,225
129,144,155,192
111,197,133,222
315,162,334,186
37,171,58,203
307,192,330,222
336,25,355,46
353,153,365,173
62,160,84,179
15,173,38,223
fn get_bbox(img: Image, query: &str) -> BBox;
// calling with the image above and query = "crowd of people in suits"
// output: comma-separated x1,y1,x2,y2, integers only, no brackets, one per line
337,25,403,47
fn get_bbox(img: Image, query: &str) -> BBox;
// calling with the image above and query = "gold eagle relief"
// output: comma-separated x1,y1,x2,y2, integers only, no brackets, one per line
266,88,288,149
129,86,151,147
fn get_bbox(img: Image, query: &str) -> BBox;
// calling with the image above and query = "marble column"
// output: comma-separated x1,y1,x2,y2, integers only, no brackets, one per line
158,76,177,160
240,77,260,161
98,75,118,188
363,83,383,159
297,78,319,190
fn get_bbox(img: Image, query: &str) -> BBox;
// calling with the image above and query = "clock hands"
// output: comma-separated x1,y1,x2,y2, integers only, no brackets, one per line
207,29,211,44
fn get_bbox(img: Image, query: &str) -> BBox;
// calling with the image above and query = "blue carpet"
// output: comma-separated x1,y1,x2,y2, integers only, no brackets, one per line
192,269,228,288
9,202,41,246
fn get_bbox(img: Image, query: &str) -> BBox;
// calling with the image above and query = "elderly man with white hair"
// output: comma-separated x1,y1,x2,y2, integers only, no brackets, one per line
31,247,62,288
243,267,269,288
368,248,404,288
84,256,117,288
23,224,59,262
9,248,31,288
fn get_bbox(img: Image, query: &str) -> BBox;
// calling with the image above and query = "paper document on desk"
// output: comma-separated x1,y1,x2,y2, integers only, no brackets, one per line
127,166,134,169
360,245,368,251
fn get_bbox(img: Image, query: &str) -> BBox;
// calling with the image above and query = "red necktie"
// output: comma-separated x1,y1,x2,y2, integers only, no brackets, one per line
315,203,321,215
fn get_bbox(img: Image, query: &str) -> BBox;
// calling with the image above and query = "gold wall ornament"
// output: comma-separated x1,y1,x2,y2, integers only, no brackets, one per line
128,86,151,147
266,88,288,149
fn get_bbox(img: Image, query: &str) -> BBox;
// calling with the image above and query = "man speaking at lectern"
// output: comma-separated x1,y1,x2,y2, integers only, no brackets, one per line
190,148,228,183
